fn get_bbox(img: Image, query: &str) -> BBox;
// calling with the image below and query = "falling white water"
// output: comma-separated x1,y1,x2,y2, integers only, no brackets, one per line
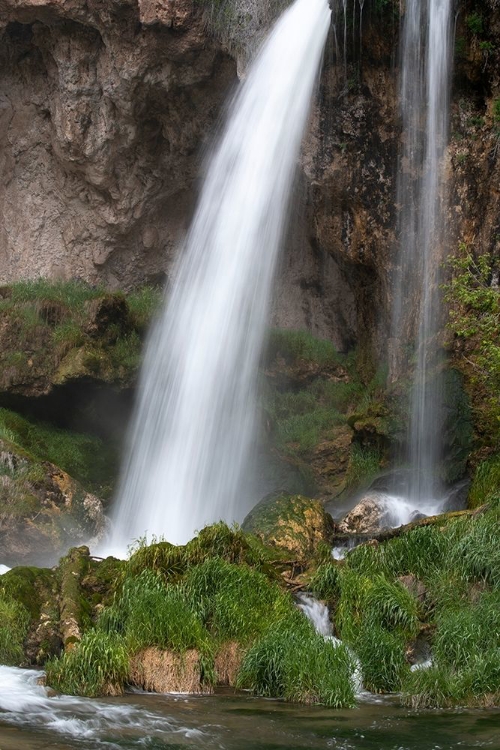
391,0,453,508
298,594,363,694
108,0,331,552
0,666,204,744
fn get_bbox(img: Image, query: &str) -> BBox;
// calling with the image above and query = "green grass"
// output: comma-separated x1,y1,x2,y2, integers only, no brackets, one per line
1,279,104,309
274,407,344,453
120,571,210,654
237,609,355,707
0,407,118,496
343,443,381,491
309,563,341,604
469,456,500,508
127,286,162,331
266,329,343,367
355,622,408,693
0,597,30,665
46,630,128,697
183,558,291,644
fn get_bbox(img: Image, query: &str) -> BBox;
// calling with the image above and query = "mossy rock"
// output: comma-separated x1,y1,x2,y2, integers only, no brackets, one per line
242,492,334,561
0,565,60,665
0,439,107,567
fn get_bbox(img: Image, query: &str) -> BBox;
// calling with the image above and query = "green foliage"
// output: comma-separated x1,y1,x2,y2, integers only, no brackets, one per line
0,597,30,665
237,610,355,707
127,285,162,331
274,406,344,453
355,622,408,693
402,665,460,709
127,522,278,581
448,507,500,586
469,455,500,508
46,630,128,697
466,12,483,35
267,329,342,366
0,407,117,496
121,571,210,653
309,563,341,603
365,576,418,635
432,590,500,669
343,443,381,490
444,249,500,442
3,279,103,309
183,558,291,644
494,98,500,123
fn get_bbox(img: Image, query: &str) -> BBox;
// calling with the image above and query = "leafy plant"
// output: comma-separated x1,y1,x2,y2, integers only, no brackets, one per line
237,610,355,707
0,597,30,665
46,630,128,697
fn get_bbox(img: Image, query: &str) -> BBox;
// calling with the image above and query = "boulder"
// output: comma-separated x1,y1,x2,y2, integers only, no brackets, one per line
337,494,387,535
242,492,334,561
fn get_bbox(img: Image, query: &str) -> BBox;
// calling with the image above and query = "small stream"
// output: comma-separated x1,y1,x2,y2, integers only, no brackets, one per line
0,666,499,750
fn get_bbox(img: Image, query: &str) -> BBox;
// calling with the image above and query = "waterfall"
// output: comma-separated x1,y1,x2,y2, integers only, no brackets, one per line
391,0,453,507
108,0,331,552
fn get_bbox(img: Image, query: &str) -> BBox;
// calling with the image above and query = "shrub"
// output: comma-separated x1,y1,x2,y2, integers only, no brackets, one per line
466,12,483,35
46,630,128,697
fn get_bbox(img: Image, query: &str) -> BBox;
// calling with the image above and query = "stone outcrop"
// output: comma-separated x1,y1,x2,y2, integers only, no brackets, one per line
0,441,107,566
242,492,334,560
337,494,387,535
0,0,498,361
0,0,236,289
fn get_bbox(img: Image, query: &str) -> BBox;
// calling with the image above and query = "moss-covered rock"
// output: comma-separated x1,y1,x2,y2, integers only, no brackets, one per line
0,439,107,567
242,492,334,561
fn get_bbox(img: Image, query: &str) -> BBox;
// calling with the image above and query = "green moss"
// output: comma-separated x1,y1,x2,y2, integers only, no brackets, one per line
0,566,53,620
0,597,30,665
0,407,118,497
469,455,500,508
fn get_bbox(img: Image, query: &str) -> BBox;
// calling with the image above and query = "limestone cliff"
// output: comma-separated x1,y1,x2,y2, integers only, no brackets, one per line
0,0,236,287
0,0,498,360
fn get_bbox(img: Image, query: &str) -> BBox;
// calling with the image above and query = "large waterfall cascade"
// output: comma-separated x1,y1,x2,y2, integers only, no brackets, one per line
391,0,454,509
108,0,332,552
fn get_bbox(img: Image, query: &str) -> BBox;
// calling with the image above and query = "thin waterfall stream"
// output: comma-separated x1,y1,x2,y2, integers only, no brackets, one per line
390,0,453,512
108,0,331,552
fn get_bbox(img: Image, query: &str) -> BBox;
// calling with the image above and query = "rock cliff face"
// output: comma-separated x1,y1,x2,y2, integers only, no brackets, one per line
0,0,236,288
0,0,498,358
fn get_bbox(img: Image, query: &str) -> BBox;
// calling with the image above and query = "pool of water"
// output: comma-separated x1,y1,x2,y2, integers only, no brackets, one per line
0,667,498,750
